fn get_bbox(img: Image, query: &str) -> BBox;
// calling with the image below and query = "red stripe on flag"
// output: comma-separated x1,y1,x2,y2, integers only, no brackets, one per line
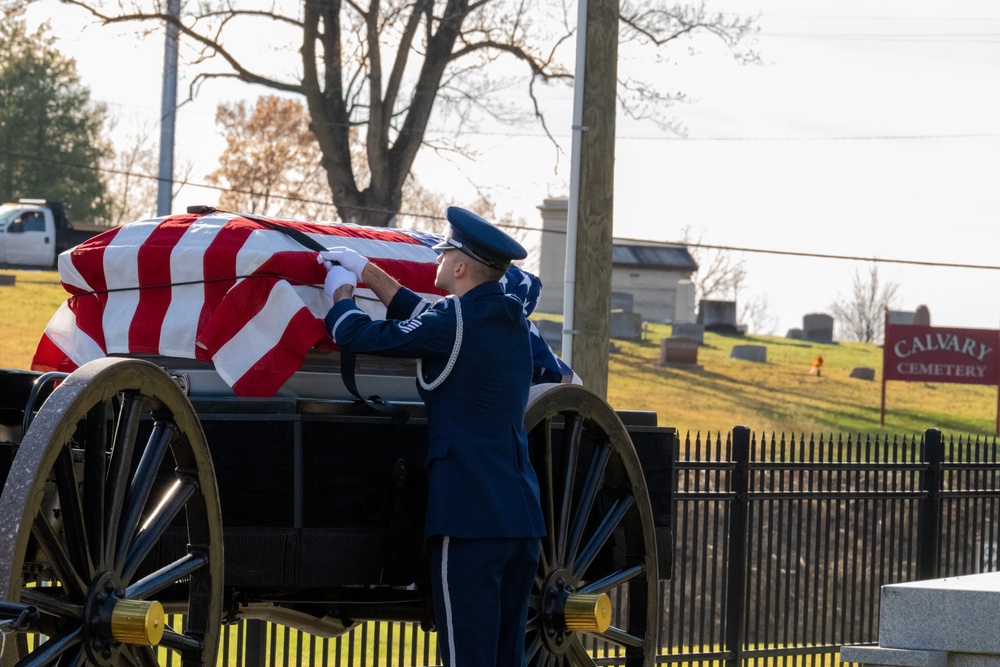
229,306,328,398
62,226,121,295
196,219,257,361
196,251,322,358
366,258,444,296
229,216,426,245
130,218,193,353
30,334,78,373
69,293,108,354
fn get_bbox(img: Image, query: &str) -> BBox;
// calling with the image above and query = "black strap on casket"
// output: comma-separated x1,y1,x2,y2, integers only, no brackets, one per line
186,206,409,424
339,350,410,425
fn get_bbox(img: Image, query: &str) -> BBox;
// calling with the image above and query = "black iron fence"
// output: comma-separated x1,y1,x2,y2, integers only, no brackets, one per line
664,427,1000,667
205,427,1000,667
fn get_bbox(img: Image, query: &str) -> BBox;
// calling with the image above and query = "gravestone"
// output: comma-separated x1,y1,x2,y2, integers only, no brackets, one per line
802,313,834,344
730,345,767,362
671,322,704,344
850,367,876,381
0,274,15,286
887,310,915,326
914,304,931,326
611,291,634,314
786,328,804,340
698,300,738,333
660,337,700,366
610,310,643,340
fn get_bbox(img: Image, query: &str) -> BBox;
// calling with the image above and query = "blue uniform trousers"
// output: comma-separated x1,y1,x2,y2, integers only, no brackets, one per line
429,536,541,667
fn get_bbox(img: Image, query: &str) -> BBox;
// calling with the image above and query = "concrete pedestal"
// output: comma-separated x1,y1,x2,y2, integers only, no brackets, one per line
841,573,1000,667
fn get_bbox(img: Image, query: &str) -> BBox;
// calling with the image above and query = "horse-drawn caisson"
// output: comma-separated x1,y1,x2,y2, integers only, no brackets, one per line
0,211,675,667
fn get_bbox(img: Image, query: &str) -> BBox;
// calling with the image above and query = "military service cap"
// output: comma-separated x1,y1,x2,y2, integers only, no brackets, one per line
432,206,527,269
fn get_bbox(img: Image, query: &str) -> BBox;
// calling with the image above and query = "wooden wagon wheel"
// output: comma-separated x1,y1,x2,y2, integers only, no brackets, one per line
0,358,223,667
524,384,660,667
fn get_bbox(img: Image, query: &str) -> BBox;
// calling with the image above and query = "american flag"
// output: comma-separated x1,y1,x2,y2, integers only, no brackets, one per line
32,211,569,397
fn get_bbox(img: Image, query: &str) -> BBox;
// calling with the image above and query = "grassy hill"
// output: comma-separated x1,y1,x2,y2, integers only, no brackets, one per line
3,268,997,438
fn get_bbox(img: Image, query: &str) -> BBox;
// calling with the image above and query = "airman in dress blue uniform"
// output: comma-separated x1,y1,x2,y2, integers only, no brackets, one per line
320,207,546,667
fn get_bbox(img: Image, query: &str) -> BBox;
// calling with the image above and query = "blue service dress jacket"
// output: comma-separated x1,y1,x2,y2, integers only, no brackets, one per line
326,281,547,542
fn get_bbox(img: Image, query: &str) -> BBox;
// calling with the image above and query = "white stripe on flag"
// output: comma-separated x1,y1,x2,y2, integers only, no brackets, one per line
102,222,157,353
306,233,439,263
211,280,310,387
58,248,95,294
43,302,105,366
159,220,222,357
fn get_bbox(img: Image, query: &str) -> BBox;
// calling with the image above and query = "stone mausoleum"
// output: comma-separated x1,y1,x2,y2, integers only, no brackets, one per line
535,197,698,324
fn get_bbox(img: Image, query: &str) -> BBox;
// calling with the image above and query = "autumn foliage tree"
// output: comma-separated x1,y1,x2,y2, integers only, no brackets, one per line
60,0,758,227
206,95,336,220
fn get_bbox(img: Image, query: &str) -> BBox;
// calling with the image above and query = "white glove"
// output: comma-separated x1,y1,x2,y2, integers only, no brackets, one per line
318,247,369,280
324,265,357,299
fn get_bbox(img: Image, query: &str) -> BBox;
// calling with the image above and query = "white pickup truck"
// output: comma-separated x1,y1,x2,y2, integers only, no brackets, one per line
0,200,107,268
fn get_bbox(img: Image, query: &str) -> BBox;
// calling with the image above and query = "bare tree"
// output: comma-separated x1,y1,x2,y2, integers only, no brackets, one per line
58,0,759,227
740,293,778,335
830,263,900,344
100,121,195,225
100,119,160,225
681,224,747,302
204,94,507,230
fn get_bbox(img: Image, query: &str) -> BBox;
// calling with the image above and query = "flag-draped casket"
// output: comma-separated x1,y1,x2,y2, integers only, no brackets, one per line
31,212,567,398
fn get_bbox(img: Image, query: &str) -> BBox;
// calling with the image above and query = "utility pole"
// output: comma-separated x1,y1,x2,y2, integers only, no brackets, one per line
156,0,180,216
564,0,619,399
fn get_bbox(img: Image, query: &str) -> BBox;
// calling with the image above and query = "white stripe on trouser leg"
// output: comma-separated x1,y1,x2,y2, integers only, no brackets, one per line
441,537,456,667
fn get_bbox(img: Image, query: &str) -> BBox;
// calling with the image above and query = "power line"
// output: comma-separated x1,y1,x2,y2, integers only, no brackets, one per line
7,148,1000,273
529,228,1000,273
623,237,1000,272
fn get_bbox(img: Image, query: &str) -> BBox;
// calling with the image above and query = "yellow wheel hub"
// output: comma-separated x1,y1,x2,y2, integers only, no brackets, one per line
111,599,165,646
564,592,612,632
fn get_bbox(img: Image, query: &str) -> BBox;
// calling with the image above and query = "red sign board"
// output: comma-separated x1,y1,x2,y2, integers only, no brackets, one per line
883,324,1000,386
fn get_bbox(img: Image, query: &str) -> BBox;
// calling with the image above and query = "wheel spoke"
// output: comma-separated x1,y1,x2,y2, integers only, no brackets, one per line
595,625,645,649
53,446,93,581
574,496,634,580
30,510,87,600
126,552,207,600
159,627,203,653
133,646,160,667
531,417,557,564
566,638,597,666
579,563,645,595
115,421,175,570
104,394,143,569
20,587,84,620
82,405,108,570
527,646,546,667
15,626,83,667
122,477,198,583
556,414,582,565
566,442,611,571
524,633,542,665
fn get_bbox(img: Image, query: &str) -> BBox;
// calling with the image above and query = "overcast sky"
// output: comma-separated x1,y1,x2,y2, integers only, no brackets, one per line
23,0,1000,335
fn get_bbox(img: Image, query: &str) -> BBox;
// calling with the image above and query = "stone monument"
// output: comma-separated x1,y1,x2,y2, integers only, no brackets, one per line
698,300,738,333
802,313,834,344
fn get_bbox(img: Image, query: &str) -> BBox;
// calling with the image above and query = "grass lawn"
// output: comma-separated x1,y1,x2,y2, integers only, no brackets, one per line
2,267,997,437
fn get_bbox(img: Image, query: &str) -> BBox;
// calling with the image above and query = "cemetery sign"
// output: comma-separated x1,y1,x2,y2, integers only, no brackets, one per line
881,322,1000,430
